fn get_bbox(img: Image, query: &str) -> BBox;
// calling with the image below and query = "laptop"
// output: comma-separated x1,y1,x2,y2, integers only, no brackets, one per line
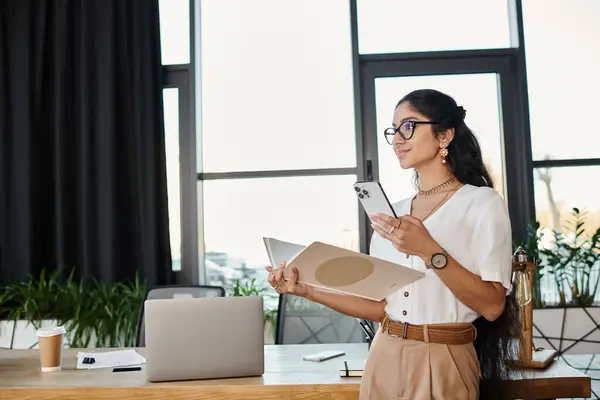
144,295,265,382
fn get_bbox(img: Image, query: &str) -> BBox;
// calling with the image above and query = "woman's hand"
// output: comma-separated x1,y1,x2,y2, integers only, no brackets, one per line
370,213,441,260
266,261,314,298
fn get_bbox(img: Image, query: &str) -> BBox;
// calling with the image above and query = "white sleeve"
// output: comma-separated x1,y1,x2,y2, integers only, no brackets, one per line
470,190,513,294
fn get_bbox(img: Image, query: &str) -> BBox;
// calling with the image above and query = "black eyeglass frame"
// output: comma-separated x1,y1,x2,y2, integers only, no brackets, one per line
383,120,440,144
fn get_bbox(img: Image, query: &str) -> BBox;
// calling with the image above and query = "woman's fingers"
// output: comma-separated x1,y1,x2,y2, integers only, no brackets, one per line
399,215,424,228
370,213,398,233
265,265,278,288
268,260,284,291
274,265,284,283
267,261,307,296
288,267,299,292
371,223,392,240
372,223,404,250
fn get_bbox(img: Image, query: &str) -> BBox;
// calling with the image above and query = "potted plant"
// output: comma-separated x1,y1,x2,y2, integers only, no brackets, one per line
0,269,146,349
539,208,600,307
230,278,278,344
523,208,600,355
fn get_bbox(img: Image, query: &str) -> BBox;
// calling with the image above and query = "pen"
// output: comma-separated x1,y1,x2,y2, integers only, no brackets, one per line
112,366,142,372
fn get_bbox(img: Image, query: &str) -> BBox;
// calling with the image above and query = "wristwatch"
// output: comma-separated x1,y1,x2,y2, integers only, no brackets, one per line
426,248,449,269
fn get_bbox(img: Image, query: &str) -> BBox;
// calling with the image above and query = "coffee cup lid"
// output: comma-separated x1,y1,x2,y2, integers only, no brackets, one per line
37,326,66,337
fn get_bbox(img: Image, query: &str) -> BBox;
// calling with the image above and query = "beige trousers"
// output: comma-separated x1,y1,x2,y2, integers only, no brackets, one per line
360,326,480,400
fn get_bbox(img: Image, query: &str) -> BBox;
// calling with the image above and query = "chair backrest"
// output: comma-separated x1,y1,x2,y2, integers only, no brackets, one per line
274,294,368,344
136,285,225,347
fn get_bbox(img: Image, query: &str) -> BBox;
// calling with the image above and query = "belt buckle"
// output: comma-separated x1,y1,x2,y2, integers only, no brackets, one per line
385,320,410,339
384,320,399,338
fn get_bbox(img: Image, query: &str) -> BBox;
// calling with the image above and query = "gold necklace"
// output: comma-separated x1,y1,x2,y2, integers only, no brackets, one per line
404,183,461,259
415,183,462,222
417,177,456,196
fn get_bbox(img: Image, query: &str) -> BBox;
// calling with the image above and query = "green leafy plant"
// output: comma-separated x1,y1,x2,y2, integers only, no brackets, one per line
0,268,147,348
231,277,266,297
538,208,600,307
230,278,278,335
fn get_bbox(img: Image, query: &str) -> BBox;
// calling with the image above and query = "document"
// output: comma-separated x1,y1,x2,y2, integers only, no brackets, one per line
263,237,424,302
76,349,146,370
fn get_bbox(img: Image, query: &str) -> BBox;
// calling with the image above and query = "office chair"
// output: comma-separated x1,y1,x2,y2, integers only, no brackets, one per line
135,284,226,347
274,294,369,344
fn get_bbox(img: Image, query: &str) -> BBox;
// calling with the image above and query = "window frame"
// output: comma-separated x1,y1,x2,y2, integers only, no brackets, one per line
357,50,533,247
166,0,597,285
160,0,199,284
350,0,534,247
192,0,362,285
163,64,199,284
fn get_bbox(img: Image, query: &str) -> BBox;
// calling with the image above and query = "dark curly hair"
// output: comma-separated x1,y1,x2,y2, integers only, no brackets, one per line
396,89,526,399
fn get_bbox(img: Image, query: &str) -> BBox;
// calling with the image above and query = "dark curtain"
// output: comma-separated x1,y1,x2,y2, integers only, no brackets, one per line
0,0,172,285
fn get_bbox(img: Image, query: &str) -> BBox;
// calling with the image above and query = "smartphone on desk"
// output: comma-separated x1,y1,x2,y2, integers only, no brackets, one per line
303,350,346,362
353,180,397,219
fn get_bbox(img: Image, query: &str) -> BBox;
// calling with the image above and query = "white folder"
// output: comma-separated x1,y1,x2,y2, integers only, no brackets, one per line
263,237,424,302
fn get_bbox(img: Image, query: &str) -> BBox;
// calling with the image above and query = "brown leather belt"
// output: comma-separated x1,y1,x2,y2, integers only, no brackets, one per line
381,315,477,345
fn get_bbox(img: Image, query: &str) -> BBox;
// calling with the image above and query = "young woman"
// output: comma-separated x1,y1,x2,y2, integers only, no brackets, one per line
266,89,522,400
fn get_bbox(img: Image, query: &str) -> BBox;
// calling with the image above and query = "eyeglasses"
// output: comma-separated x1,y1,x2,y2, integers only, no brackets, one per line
384,120,439,145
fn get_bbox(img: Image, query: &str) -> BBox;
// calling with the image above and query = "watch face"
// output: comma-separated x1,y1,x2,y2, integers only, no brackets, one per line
431,253,447,269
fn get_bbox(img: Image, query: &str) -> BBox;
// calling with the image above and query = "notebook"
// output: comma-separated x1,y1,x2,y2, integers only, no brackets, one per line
340,360,366,377
263,237,424,302
76,349,146,370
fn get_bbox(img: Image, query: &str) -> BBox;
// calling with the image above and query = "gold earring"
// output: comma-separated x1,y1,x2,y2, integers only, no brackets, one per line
439,146,448,164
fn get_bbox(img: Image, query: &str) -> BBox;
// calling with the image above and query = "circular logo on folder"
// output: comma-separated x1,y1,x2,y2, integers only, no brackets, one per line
315,256,374,287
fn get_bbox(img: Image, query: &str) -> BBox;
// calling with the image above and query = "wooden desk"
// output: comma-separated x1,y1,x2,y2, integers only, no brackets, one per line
0,344,591,400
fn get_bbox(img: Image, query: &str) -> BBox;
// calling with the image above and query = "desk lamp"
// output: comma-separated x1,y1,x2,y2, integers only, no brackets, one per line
512,246,557,368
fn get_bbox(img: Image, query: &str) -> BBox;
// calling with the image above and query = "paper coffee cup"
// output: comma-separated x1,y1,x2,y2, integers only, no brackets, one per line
37,326,66,372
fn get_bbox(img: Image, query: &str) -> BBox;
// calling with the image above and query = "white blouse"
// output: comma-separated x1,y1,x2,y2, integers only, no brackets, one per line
369,184,513,325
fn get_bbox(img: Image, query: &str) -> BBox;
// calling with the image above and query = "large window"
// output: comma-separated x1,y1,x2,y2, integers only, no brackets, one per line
198,0,359,294
523,0,600,230
158,1,599,311
523,0,600,305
